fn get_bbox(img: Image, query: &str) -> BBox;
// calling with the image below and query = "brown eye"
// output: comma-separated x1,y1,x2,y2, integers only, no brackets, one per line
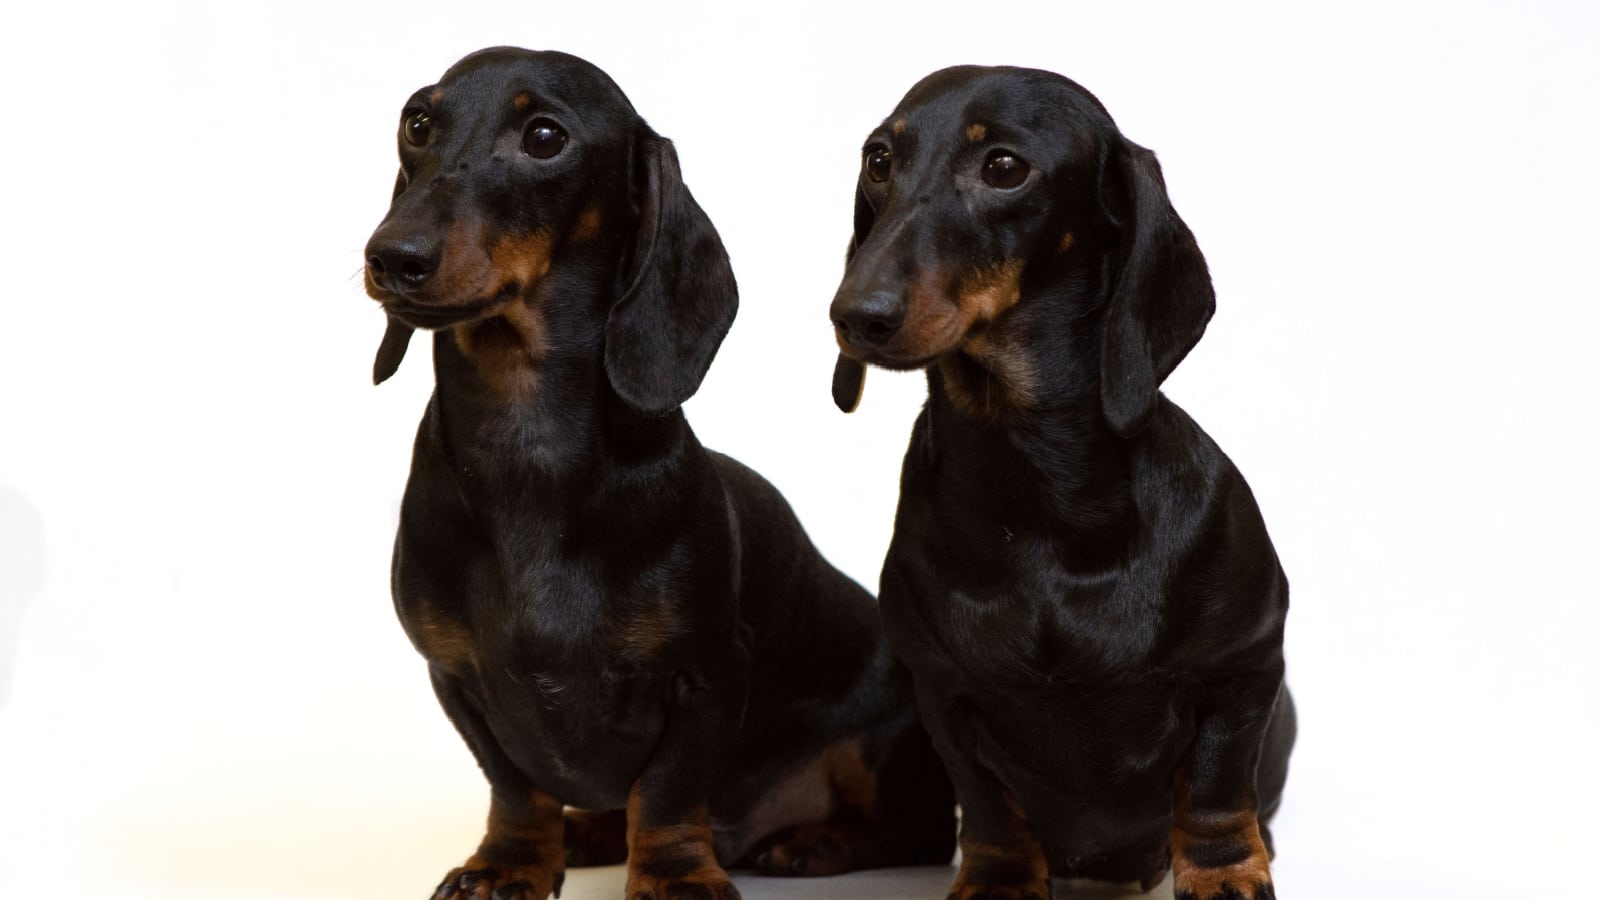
523,118,567,159
982,152,1030,190
864,145,892,183
402,111,431,147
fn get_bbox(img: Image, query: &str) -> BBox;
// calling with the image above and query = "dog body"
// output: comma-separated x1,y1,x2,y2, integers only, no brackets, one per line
830,66,1294,899
364,48,952,900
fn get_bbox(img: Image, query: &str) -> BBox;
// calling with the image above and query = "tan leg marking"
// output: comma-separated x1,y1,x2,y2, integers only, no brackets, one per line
1171,801,1273,899
434,788,565,900
947,795,1049,900
625,784,739,900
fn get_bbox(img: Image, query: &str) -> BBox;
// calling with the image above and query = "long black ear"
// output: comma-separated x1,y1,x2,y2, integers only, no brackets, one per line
604,135,739,415
1099,139,1215,436
831,181,877,413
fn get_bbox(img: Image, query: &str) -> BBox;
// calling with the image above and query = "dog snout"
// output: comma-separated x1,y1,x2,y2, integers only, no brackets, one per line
832,289,906,350
366,224,440,294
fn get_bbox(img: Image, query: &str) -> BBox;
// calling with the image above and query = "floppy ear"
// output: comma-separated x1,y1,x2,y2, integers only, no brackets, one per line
1099,139,1215,436
372,315,415,385
605,135,739,414
831,181,877,413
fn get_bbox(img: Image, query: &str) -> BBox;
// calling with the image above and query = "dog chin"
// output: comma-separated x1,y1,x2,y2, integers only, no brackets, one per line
383,298,499,330
856,345,960,372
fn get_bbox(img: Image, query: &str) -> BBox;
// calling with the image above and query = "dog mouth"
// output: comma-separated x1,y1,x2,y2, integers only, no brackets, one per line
835,318,982,371
372,281,526,331
382,299,499,330
847,347,946,371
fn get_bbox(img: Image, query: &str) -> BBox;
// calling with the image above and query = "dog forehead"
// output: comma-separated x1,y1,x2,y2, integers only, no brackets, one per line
435,47,638,122
894,66,1113,144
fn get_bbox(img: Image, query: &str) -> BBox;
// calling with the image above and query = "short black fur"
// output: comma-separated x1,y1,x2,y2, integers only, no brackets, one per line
363,48,954,900
829,66,1295,899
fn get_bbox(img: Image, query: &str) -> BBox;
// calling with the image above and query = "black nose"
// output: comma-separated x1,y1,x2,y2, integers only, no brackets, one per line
365,227,439,293
832,290,905,348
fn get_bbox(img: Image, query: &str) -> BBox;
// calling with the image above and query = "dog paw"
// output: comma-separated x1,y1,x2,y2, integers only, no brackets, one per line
432,864,564,900
625,865,741,900
1173,874,1274,900
1172,829,1274,900
753,823,854,876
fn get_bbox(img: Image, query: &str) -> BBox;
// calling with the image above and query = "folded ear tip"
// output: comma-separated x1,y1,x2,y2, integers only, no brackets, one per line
832,354,866,414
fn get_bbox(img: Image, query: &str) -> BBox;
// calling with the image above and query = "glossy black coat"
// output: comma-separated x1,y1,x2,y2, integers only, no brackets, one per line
831,66,1295,889
363,48,954,885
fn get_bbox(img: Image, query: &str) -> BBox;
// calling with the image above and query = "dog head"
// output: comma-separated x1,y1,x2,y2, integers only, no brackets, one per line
364,47,736,413
829,65,1213,434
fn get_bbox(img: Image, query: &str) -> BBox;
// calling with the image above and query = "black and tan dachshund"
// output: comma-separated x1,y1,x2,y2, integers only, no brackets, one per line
362,48,954,900
828,66,1296,900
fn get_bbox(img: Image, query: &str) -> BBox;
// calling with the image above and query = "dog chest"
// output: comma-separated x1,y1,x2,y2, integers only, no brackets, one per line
887,539,1169,687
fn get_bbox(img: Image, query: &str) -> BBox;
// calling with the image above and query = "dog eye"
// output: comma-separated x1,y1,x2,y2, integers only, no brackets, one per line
864,145,892,183
523,118,568,159
982,152,1030,190
402,111,432,147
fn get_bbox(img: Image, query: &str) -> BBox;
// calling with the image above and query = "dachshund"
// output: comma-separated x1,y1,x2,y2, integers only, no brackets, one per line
362,47,954,900
828,65,1295,900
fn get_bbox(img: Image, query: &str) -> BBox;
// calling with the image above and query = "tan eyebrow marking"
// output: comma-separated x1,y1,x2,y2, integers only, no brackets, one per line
967,123,987,142
572,206,603,243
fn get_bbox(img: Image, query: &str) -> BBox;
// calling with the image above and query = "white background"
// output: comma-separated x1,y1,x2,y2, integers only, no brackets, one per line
2,2,1597,898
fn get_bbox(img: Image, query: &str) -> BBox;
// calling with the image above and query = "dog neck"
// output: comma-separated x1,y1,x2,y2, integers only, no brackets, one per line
921,283,1143,545
929,364,1133,509
427,274,690,488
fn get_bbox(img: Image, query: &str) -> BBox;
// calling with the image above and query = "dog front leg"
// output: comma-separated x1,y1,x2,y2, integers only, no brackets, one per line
1170,668,1285,900
430,666,566,900
915,698,1049,900
624,652,750,900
